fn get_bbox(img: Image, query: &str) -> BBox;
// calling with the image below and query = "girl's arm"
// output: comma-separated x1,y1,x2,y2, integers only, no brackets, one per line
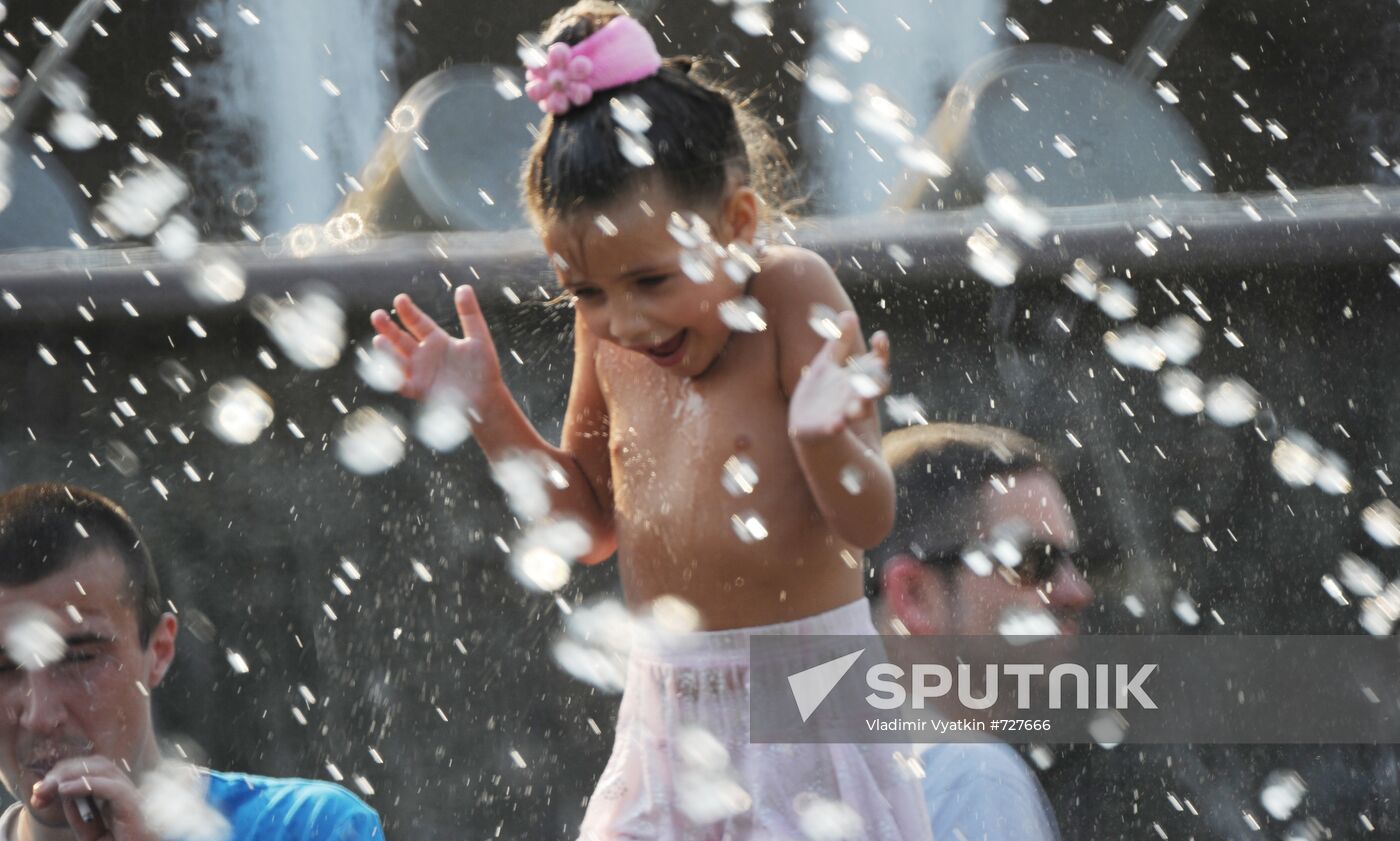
756,250,896,550
372,286,616,562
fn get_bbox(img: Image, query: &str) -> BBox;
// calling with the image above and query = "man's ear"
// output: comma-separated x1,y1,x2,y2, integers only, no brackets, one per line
719,185,759,245
145,613,178,689
882,555,950,636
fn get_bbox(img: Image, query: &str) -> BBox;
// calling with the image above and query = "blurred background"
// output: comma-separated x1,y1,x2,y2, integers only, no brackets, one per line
1,0,1399,837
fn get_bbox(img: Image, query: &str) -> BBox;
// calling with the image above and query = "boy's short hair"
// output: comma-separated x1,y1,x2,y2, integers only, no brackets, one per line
0,483,164,644
870,424,1057,597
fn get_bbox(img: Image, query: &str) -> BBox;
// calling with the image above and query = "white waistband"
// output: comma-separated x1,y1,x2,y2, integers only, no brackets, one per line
631,597,876,661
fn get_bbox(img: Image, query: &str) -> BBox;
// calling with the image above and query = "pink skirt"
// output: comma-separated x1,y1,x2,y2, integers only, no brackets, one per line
579,598,933,841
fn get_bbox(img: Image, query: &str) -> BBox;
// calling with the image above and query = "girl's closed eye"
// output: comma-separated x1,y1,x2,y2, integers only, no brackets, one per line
636,275,670,289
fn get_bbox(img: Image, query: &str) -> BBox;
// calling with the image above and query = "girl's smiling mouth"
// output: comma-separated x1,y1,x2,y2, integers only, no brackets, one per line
643,330,687,366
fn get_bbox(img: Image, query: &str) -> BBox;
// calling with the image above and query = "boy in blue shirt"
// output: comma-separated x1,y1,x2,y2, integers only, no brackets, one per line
0,483,381,841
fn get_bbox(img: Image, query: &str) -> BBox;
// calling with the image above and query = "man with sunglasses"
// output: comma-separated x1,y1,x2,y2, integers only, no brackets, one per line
870,423,1094,841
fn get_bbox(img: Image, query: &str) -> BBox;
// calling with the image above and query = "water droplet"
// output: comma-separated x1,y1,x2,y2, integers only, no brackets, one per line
825,22,871,62
230,186,257,217
1203,377,1260,426
961,546,995,577
677,726,731,773
493,454,559,520
898,142,952,178
50,109,101,150
650,595,701,634
680,248,716,284
415,397,471,452
616,128,654,167
255,286,346,370
721,454,758,496
492,67,522,100
1154,314,1203,365
839,466,863,495
885,394,928,426
1095,279,1138,320
846,352,888,398
804,60,852,104
1103,327,1166,371
355,345,405,393
609,94,652,134
1159,367,1204,415
1172,591,1200,626
984,171,1048,247
1271,431,1322,487
154,214,199,260
95,158,190,239
966,226,1019,287
997,605,1061,641
1260,770,1306,821
552,598,632,692
226,650,250,674
730,511,769,543
1088,711,1127,749
807,303,842,340
1314,450,1352,496
335,407,406,475
794,793,864,840
732,4,772,36
718,297,768,332
389,103,419,133
1338,552,1384,597
594,214,619,237
1362,499,1400,548
187,257,246,305
853,84,915,145
4,613,65,669
206,379,274,445
1062,258,1100,301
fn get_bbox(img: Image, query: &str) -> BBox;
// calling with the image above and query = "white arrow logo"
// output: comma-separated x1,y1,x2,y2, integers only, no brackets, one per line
787,649,865,722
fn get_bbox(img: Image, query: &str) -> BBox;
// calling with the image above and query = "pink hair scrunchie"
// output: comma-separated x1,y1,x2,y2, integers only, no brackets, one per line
524,16,663,115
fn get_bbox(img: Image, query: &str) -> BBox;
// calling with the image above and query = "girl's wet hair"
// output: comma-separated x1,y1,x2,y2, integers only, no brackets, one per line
521,1,788,227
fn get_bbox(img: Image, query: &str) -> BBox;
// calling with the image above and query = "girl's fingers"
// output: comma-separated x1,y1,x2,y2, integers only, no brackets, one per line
371,330,411,363
871,330,891,368
371,310,419,356
454,285,490,343
393,294,445,342
833,310,861,363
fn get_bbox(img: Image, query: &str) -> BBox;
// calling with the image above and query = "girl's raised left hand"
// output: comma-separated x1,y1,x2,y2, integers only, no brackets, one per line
788,310,891,442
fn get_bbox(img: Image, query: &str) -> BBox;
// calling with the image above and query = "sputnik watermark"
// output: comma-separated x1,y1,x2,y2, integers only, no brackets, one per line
752,635,1400,745
789,651,1157,723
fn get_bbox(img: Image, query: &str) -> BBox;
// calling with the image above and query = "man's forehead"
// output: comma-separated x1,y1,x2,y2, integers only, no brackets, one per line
0,552,133,624
978,469,1077,544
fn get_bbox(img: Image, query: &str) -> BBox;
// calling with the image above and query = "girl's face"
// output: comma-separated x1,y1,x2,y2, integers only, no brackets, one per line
542,182,758,380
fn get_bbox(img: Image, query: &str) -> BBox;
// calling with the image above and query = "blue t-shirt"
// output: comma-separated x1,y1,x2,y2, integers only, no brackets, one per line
203,770,383,841
919,741,1061,841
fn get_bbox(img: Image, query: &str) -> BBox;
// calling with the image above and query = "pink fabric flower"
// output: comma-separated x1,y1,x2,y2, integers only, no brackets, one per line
526,42,595,114
523,16,663,116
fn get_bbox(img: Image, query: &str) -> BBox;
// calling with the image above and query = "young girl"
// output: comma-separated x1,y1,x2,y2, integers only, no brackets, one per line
371,3,933,838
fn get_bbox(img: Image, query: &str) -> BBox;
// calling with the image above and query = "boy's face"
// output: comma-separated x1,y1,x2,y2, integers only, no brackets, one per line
0,552,175,826
542,182,758,379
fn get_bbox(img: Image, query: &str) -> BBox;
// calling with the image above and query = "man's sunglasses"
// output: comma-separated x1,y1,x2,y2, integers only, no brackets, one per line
919,540,1080,587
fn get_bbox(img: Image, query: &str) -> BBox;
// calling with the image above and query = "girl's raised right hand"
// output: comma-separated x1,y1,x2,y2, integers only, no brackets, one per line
370,285,504,406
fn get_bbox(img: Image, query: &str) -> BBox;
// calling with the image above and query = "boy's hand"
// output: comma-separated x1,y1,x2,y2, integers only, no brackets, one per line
31,755,158,841
370,285,504,406
788,310,891,442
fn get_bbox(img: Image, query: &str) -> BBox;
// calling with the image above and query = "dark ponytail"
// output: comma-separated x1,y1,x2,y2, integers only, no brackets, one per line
521,1,788,228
